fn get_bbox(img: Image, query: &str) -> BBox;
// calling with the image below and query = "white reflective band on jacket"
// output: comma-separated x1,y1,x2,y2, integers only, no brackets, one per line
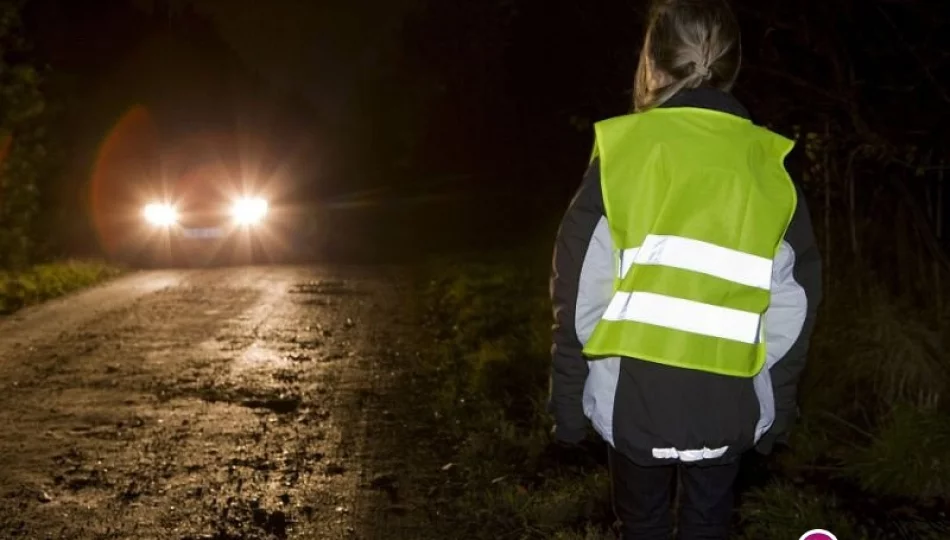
618,235,774,290
607,234,774,345
651,445,729,462
602,291,762,344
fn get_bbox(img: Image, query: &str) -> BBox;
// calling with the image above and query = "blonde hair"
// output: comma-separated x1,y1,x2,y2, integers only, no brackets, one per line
633,0,742,112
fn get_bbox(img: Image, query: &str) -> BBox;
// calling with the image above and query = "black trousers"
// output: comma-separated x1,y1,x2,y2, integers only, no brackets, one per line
608,446,740,540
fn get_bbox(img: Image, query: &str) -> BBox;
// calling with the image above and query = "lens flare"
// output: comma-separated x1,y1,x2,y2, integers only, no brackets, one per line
91,105,160,256
144,203,178,226
231,197,268,225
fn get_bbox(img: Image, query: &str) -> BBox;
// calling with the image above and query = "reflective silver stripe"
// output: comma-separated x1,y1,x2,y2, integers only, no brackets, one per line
652,445,729,462
619,234,773,290
602,291,760,344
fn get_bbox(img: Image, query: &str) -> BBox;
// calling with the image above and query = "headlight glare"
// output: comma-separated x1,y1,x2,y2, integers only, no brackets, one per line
144,203,178,226
232,197,268,224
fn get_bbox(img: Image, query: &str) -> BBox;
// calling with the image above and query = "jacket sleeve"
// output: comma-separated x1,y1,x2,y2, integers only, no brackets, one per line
549,158,615,444
757,183,823,453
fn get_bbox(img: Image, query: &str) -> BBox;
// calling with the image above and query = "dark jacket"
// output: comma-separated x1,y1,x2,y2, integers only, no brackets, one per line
549,87,822,466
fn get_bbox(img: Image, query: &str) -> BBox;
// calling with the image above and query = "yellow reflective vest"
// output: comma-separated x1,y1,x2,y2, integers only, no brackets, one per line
582,107,797,378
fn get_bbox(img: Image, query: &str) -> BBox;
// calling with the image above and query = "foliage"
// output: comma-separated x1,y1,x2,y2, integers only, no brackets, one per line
0,259,122,314
799,286,949,426
838,287,947,411
409,254,614,539
736,482,868,540
0,0,47,269
847,405,950,501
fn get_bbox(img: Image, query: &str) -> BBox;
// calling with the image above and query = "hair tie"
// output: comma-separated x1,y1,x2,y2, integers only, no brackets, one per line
693,62,711,80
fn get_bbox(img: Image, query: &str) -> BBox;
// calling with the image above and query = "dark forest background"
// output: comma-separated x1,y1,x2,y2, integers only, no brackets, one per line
0,0,944,275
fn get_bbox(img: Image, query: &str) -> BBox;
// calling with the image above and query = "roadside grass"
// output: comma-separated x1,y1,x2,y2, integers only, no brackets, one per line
846,405,950,501
408,251,614,539
411,250,950,539
0,260,124,315
736,481,869,540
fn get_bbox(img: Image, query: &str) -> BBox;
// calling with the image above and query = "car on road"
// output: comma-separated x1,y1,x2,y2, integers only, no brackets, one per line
138,195,273,266
115,165,305,267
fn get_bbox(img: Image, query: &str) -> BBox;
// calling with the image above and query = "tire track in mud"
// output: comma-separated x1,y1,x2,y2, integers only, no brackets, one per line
0,265,407,539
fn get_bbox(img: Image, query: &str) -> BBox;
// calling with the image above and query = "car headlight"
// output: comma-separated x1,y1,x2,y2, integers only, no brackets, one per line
143,203,178,226
231,197,268,225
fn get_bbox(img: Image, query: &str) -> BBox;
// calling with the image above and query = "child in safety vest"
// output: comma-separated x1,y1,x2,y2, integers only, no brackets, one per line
548,0,822,538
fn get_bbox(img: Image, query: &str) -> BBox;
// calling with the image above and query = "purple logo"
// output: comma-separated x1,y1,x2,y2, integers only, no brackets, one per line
800,530,837,540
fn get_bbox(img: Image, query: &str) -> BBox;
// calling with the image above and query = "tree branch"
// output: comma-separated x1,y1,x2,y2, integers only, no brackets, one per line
887,173,950,274
743,65,848,104
875,4,950,106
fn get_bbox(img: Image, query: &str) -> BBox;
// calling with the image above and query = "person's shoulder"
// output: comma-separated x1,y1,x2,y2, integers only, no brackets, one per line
592,112,648,145
753,122,795,141
594,112,641,130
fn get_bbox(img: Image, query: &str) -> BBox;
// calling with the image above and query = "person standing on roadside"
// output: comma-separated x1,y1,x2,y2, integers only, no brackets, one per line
548,0,823,538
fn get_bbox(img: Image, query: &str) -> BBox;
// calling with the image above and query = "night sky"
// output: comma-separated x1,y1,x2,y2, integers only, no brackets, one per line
132,0,420,119
120,0,643,198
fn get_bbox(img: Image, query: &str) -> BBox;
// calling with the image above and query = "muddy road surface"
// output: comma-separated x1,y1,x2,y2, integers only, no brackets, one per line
0,266,420,540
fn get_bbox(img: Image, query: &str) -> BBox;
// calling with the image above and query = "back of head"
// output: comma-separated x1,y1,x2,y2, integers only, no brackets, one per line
633,0,742,112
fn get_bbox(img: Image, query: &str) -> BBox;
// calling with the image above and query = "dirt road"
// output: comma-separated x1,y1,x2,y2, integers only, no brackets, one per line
0,266,419,540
